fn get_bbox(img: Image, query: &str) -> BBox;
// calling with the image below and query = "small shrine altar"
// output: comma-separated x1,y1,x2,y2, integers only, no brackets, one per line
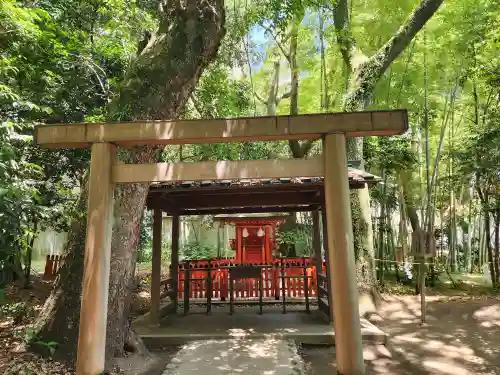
218,215,287,264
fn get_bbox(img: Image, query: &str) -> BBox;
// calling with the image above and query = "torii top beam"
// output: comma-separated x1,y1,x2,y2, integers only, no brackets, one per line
34,110,408,148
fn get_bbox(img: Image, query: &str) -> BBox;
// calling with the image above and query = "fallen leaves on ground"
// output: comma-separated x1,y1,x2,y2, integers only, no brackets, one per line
1,273,165,374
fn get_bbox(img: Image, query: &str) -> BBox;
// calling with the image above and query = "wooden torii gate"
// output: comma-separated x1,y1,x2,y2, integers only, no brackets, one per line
35,110,408,375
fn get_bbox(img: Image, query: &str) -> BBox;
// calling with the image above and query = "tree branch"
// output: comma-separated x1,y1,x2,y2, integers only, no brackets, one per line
190,94,211,118
333,0,357,69
288,140,316,159
300,140,315,157
335,0,443,78
476,177,486,205
341,0,444,112
254,91,267,104
243,34,258,115
261,24,291,62
288,140,303,158
265,60,281,115
280,91,292,100
371,0,444,76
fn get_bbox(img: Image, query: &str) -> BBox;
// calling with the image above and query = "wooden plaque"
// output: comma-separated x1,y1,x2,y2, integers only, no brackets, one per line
230,266,261,279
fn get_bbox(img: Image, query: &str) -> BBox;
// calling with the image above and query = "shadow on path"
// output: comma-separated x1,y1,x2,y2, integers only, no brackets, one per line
301,296,500,375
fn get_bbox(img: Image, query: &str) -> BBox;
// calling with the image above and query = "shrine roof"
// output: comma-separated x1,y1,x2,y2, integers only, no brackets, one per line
214,214,288,223
146,162,380,215
214,213,286,219
149,162,377,190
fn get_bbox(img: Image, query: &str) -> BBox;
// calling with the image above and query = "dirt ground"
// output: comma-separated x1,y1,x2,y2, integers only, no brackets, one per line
302,295,500,375
2,273,499,374
0,273,161,375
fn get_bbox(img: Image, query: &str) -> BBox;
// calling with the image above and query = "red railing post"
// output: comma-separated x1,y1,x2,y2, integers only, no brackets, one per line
43,255,50,280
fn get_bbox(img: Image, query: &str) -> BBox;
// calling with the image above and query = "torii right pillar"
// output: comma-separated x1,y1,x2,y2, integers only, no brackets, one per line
323,134,365,375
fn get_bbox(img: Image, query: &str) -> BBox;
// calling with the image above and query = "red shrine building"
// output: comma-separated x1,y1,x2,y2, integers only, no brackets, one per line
218,215,286,264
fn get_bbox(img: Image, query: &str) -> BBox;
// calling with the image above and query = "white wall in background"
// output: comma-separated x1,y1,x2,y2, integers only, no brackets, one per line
33,229,68,259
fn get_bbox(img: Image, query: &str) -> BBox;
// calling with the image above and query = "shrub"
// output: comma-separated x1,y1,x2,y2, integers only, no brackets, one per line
181,243,218,260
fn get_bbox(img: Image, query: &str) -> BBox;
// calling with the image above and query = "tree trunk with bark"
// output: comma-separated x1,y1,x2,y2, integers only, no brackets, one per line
477,186,497,288
465,188,474,272
494,208,500,285
34,0,225,365
479,212,485,267
286,15,314,159
332,0,443,299
484,211,496,287
33,179,89,355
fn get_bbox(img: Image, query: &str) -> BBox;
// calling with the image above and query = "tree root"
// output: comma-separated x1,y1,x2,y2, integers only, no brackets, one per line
124,329,149,357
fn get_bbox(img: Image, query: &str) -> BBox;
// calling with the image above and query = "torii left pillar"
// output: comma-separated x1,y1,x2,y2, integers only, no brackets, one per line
76,143,115,375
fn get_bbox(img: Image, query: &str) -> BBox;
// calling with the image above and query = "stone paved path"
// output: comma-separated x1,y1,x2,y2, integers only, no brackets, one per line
161,337,303,375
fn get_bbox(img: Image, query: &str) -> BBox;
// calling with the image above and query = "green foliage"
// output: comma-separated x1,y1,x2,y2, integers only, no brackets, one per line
456,121,500,210
0,0,155,280
35,340,58,358
181,244,218,261
0,301,29,324
138,244,172,266
365,134,417,175
14,326,37,342
190,63,252,119
276,228,309,246
276,223,313,257
137,210,153,262
13,324,58,357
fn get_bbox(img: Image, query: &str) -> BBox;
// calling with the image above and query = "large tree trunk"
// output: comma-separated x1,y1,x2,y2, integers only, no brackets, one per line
494,208,500,286
477,186,497,288
34,0,225,365
33,178,90,356
332,0,443,300
484,210,496,287
287,15,314,159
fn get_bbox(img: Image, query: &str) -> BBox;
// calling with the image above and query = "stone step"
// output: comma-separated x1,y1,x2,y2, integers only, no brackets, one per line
160,339,304,375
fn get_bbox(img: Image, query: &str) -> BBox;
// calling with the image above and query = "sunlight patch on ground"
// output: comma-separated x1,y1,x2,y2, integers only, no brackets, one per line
363,344,392,361
277,328,299,333
227,328,257,338
442,273,492,287
391,332,424,344
473,304,500,328
423,359,471,375
138,291,150,298
161,339,301,375
472,303,500,320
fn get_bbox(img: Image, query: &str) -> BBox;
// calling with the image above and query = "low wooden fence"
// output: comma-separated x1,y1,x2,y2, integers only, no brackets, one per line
42,255,329,310
174,257,326,301
42,255,63,280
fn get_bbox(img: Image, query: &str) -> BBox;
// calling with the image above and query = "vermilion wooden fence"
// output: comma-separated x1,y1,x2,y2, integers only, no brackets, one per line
175,257,326,300
43,254,326,301
43,255,62,280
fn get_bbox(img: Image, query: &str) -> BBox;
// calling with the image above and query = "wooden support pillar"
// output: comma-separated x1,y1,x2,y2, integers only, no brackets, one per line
236,227,242,263
150,208,162,324
265,226,271,263
171,214,180,310
312,209,322,296
321,207,333,315
216,222,221,257
323,134,364,375
261,241,265,264
76,143,115,375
